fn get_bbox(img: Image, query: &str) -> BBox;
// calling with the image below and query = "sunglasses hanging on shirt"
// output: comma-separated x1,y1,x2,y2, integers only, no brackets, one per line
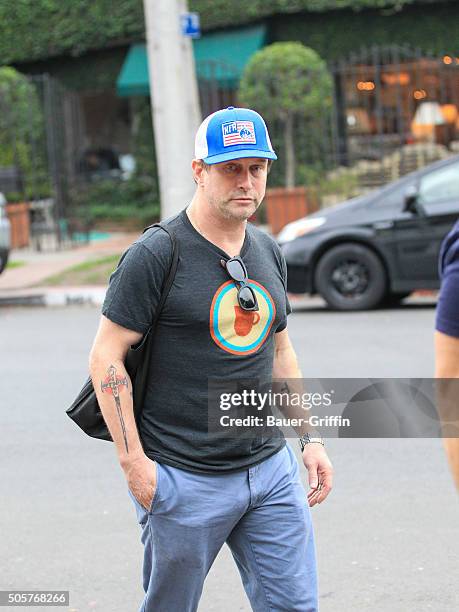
221,256,259,312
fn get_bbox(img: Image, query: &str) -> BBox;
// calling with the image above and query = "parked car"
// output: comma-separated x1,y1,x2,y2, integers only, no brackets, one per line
0,192,11,274
278,154,459,310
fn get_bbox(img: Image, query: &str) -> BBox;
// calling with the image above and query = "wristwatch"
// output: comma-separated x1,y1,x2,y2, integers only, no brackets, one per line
299,432,325,452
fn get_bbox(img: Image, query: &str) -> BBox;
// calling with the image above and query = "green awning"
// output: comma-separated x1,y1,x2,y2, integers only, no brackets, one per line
116,43,150,97
116,25,266,97
193,25,266,85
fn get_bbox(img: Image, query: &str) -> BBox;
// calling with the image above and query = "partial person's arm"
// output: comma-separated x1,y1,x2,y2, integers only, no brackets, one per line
89,315,157,509
435,330,459,491
273,329,334,506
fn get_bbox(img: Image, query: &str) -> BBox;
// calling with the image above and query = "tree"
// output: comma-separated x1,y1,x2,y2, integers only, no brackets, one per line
238,42,332,188
0,66,48,200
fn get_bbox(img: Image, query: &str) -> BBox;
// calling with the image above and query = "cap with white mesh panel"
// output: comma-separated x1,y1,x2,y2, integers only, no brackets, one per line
194,107,277,165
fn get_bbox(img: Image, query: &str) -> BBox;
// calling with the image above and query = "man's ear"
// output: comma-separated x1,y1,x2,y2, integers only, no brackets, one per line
192,159,205,185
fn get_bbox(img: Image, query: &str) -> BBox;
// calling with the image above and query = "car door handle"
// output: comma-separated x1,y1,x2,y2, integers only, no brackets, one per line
373,221,394,230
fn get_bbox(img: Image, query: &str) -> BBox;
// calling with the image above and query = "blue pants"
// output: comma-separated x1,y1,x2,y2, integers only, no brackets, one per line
128,443,318,612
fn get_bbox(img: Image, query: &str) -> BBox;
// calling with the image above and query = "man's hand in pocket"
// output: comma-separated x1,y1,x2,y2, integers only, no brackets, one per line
122,453,158,510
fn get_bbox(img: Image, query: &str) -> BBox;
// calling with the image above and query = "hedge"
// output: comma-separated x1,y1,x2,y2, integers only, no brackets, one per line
270,2,459,60
0,0,447,65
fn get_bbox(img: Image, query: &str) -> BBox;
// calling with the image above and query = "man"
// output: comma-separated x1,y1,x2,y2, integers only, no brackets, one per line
435,219,459,491
89,107,333,611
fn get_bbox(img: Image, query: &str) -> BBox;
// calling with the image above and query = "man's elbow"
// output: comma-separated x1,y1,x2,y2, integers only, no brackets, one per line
88,345,105,376
88,342,124,375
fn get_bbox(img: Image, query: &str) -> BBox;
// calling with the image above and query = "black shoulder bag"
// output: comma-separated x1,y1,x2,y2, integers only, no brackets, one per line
66,223,179,441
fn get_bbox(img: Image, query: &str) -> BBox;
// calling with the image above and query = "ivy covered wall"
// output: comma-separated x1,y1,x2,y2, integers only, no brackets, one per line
190,0,448,31
16,47,128,92
269,1,459,60
0,0,448,65
2,0,455,94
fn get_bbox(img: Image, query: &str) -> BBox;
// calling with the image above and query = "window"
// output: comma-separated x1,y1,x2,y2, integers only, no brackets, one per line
419,162,459,205
375,181,411,209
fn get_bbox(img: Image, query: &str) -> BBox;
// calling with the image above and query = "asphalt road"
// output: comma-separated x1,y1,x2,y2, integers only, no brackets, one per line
1,300,458,612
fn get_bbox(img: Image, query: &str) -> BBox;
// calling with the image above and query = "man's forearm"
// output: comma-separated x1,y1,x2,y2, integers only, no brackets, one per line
272,344,318,437
435,331,459,491
90,355,144,467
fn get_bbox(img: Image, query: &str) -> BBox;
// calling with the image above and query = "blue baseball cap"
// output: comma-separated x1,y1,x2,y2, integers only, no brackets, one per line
195,106,277,165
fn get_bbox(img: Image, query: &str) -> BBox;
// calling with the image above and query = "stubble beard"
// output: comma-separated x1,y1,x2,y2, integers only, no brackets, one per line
212,194,261,222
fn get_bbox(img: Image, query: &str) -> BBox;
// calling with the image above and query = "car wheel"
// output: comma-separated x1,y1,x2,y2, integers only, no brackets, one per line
315,243,387,311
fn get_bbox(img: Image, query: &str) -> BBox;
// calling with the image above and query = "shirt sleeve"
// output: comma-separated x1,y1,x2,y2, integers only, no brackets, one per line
276,249,292,333
102,233,172,335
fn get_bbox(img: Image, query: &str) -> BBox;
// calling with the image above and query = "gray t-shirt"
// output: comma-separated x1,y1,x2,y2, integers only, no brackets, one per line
102,209,291,473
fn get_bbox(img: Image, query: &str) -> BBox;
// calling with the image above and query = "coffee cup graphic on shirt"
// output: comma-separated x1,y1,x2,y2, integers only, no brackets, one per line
234,305,260,336
210,280,276,356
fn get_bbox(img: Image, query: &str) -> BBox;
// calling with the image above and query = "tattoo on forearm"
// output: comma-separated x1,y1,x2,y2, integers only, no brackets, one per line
101,364,129,453
280,381,290,395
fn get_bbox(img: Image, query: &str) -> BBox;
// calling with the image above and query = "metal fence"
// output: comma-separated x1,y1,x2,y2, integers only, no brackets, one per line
0,73,86,250
326,45,459,200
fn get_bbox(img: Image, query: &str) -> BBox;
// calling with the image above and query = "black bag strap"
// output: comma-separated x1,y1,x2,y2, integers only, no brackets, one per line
129,221,179,419
142,221,179,331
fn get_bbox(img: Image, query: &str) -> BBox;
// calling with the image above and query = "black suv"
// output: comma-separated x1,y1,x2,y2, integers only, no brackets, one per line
278,154,459,310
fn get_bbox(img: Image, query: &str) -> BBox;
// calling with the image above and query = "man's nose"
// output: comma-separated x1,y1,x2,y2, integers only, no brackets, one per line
237,169,252,190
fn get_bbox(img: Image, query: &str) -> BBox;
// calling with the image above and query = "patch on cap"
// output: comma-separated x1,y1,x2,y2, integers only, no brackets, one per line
222,121,256,147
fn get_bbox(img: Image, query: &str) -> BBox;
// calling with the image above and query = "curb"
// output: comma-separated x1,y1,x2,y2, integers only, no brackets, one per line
0,288,438,309
0,287,107,307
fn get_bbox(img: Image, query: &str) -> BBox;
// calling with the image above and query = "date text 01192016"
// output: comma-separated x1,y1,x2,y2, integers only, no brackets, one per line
0,592,69,607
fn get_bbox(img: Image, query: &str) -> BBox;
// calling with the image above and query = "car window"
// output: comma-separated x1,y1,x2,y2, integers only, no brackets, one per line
375,181,409,209
419,162,459,205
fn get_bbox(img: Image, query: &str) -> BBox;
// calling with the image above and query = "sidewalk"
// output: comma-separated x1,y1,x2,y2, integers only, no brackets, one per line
0,232,138,306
